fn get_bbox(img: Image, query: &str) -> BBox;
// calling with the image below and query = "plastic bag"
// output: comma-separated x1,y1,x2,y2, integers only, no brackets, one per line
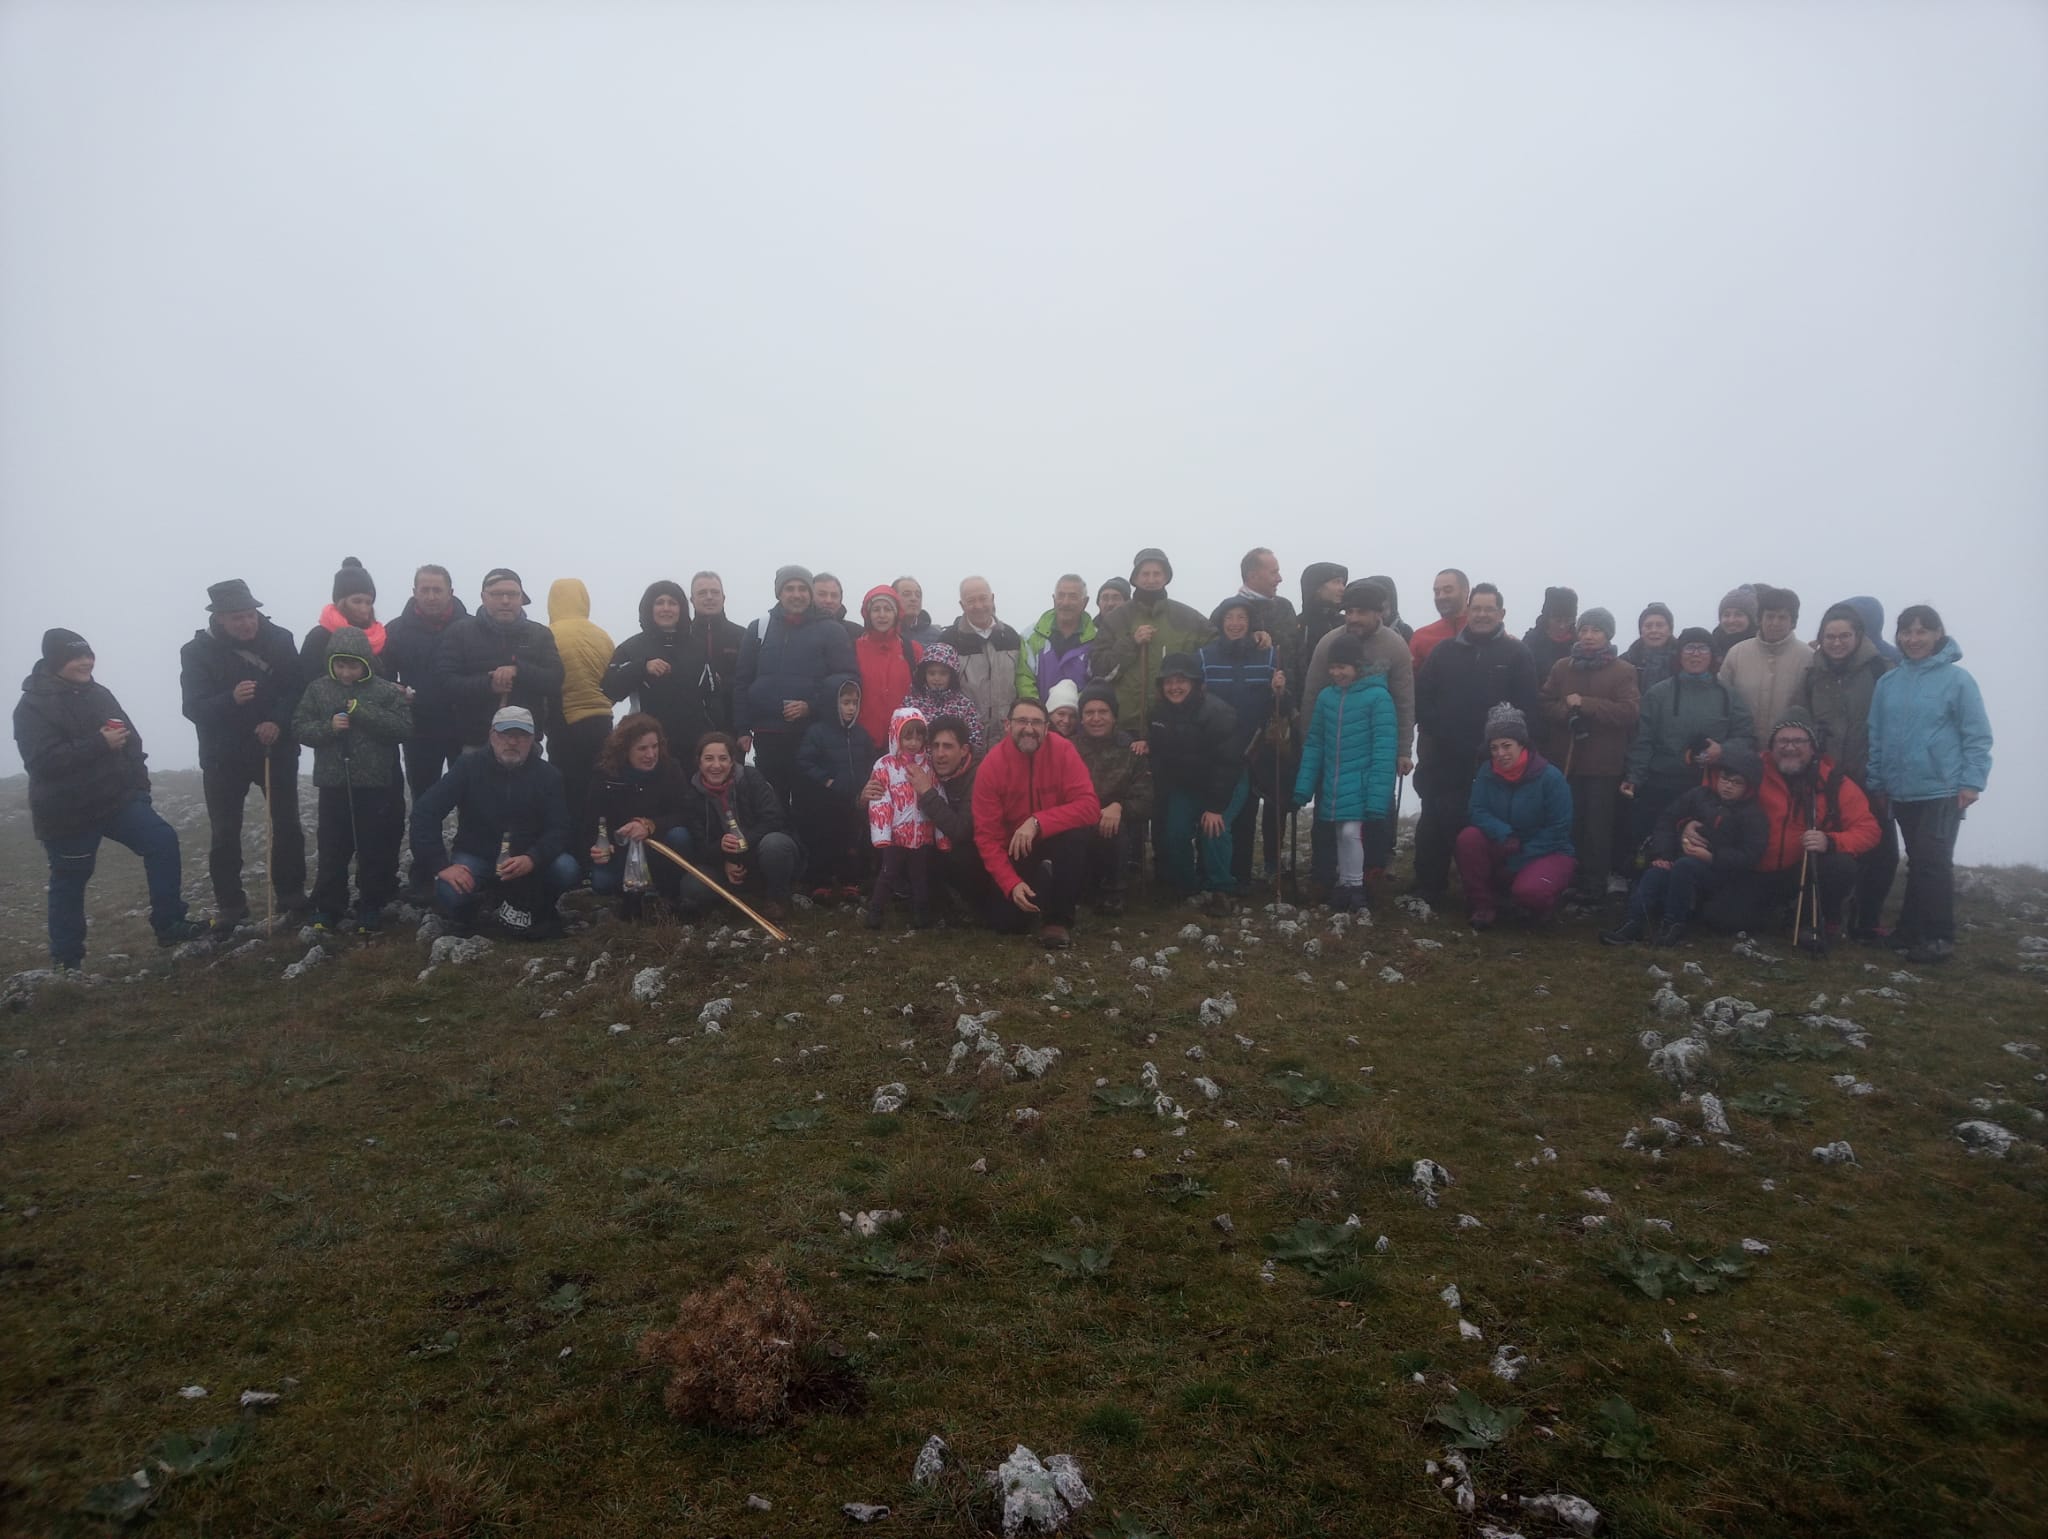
622,838,652,893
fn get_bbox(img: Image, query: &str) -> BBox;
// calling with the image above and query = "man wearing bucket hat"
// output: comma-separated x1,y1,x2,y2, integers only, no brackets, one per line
407,704,578,939
437,567,566,752
180,578,310,927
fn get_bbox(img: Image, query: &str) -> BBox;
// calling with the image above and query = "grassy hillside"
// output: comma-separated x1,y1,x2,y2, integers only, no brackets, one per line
2,771,2043,1537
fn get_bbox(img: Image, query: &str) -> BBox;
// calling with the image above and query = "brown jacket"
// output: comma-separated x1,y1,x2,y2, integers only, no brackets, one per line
1304,623,1414,763
1539,653,1640,778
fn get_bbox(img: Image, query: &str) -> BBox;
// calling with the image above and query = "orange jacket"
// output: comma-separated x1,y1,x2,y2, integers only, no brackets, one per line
1754,753,1881,873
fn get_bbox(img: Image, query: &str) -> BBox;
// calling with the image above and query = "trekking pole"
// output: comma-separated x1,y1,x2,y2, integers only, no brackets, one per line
1792,849,1810,947
1272,721,1283,907
263,755,276,932
341,708,362,911
645,838,791,941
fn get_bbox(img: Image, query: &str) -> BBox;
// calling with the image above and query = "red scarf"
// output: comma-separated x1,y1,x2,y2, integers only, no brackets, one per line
1495,748,1532,783
320,603,387,653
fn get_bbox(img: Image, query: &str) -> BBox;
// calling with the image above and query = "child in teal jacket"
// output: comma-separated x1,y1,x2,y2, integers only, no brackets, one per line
1291,636,1397,910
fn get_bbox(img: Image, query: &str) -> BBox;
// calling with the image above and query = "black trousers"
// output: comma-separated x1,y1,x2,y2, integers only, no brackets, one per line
1567,774,1620,897
402,737,461,800
986,825,1092,931
202,748,307,913
1083,826,1128,905
796,780,868,887
1411,767,1475,900
1701,853,1859,933
751,731,802,811
552,715,612,838
311,783,404,917
1854,793,1902,930
871,845,932,915
1892,797,1961,945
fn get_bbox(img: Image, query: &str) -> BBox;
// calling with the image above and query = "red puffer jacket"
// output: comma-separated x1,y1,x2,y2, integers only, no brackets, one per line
971,731,1101,895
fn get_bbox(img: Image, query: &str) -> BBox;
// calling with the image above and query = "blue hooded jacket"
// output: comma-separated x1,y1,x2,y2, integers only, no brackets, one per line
1865,636,1992,802
1845,597,1903,665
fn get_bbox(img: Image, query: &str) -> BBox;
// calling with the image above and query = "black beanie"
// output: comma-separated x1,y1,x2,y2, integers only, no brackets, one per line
1677,626,1715,651
42,627,92,668
1078,683,1120,715
333,557,376,604
1542,586,1579,622
1327,633,1367,670
1341,579,1390,613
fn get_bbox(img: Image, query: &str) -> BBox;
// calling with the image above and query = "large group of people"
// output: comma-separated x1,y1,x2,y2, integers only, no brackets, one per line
14,551,1992,968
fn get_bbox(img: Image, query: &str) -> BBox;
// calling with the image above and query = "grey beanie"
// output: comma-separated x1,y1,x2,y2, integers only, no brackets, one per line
773,565,814,597
1542,585,1579,622
1718,585,1759,623
1484,702,1531,747
1097,577,1132,604
1638,601,1674,630
1768,705,1820,748
1576,607,1616,640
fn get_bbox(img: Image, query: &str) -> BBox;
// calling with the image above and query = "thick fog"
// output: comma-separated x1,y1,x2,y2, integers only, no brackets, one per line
3,1,2043,862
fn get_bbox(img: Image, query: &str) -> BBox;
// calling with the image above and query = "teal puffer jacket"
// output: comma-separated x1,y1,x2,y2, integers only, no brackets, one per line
1292,673,1396,821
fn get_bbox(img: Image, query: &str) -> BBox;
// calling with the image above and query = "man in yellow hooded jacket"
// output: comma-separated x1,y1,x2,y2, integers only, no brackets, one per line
548,579,616,833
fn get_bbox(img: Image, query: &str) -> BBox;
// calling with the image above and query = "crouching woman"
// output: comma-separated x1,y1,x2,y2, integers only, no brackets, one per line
1454,704,1576,929
676,732,801,922
586,713,694,919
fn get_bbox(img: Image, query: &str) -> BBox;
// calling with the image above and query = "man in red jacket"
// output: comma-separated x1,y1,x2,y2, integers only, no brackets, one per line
973,696,1101,947
1701,708,1880,950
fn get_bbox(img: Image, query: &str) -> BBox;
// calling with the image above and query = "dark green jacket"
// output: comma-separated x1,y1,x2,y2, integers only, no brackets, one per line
293,628,413,788
1074,727,1153,821
1625,670,1754,791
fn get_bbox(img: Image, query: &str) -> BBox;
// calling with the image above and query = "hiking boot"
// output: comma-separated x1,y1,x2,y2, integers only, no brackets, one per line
1651,922,1688,947
1600,918,1645,946
210,908,250,934
1201,891,1233,919
1037,923,1072,949
353,904,387,933
1796,926,1828,957
154,918,210,948
1903,939,1954,965
911,907,934,930
862,906,884,931
1469,909,1497,932
1095,895,1125,917
762,900,790,923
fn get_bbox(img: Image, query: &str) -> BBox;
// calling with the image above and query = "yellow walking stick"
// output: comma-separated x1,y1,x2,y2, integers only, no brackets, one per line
645,839,791,942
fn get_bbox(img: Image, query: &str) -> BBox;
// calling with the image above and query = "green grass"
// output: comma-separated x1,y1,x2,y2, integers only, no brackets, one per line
1,775,2045,1535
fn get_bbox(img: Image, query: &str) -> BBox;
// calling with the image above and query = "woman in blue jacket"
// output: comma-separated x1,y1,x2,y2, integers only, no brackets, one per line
1865,606,1993,964
1455,703,1576,929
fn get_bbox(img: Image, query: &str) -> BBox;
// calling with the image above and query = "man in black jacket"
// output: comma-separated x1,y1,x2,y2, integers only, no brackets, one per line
17,630,204,966
383,563,471,800
1412,583,1538,904
437,568,566,752
179,579,309,925
690,572,746,737
735,566,857,808
407,706,577,937
864,712,994,923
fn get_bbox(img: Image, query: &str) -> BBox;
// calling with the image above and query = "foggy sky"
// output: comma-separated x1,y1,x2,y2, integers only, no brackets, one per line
3,1,2043,862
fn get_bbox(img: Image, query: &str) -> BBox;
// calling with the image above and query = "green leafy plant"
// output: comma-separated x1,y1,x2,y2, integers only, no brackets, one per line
1147,1172,1214,1205
1431,1387,1524,1450
1266,1069,1341,1108
1264,1218,1359,1277
543,1281,585,1317
770,1106,823,1132
1604,1236,1753,1299
855,1245,934,1283
1040,1245,1115,1280
931,1091,980,1121
1311,1263,1381,1303
1594,1395,1660,1462
1092,1084,1150,1112
1726,1084,1811,1118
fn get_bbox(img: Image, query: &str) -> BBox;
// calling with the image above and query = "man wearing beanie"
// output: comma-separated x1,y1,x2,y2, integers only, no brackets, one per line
1072,681,1152,914
180,578,310,926
16,630,204,966
1521,586,1581,679
1537,606,1640,903
1413,582,1537,903
1089,548,1215,735
736,563,856,809
1093,577,1132,631
1300,579,1416,894
1710,585,1759,671
384,564,472,806
302,557,390,682
1721,586,1816,741
1623,602,1682,694
438,567,566,752
1409,569,1471,669
1702,707,1880,948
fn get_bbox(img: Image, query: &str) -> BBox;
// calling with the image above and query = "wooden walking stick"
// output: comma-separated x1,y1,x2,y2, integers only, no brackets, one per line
645,838,791,941
1792,848,1810,947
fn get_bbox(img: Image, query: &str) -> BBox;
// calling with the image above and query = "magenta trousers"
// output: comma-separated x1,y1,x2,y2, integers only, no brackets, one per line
1453,826,1576,920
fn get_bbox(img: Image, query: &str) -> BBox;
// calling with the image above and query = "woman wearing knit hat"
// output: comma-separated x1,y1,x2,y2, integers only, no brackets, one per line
1045,679,1081,737
1624,603,1682,694
302,557,390,682
14,630,205,967
1622,627,1755,859
1709,585,1759,672
1537,607,1639,904
1521,586,1580,679
1454,703,1577,929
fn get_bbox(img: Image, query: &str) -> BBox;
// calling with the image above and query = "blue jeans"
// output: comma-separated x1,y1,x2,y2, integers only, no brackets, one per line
43,794,188,966
434,850,582,923
590,827,690,898
1162,777,1250,894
